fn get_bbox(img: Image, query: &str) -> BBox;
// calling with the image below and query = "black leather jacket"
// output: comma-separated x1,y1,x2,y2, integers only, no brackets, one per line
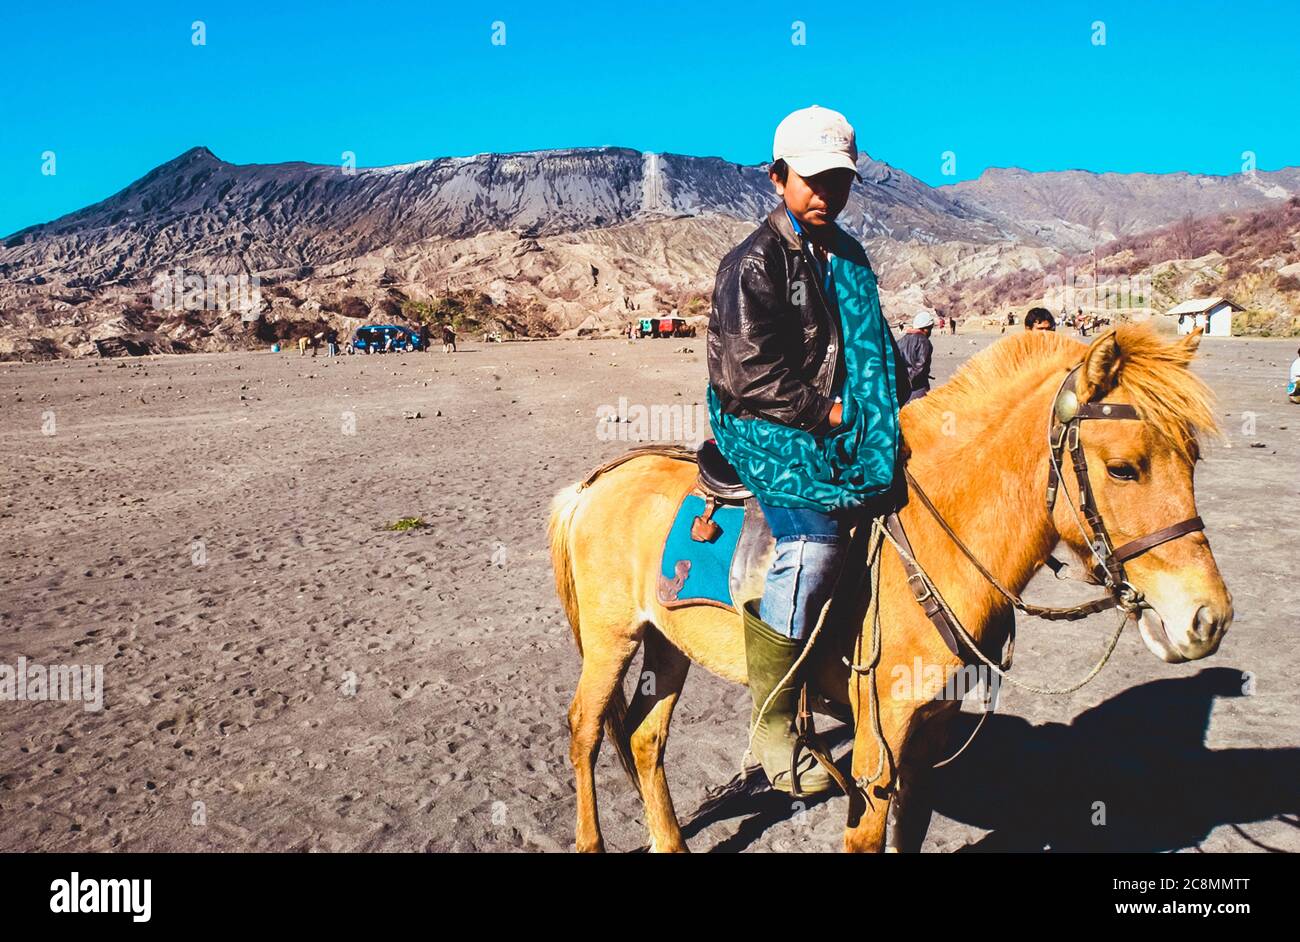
707,204,910,432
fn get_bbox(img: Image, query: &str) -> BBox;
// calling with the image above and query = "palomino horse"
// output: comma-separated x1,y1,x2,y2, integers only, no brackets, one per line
548,325,1233,852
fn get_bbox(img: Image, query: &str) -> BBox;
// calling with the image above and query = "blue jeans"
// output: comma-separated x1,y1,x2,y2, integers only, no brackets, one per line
756,503,862,641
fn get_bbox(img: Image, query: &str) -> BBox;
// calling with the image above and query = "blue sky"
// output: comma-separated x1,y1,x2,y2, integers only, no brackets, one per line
2,0,1297,236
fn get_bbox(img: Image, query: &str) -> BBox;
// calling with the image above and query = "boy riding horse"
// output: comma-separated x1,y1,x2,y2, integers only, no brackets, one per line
707,106,911,793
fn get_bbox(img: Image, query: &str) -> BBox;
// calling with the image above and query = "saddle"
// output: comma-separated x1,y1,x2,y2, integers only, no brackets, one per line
577,441,771,609
697,439,752,501
654,441,771,610
690,439,752,541
677,441,877,624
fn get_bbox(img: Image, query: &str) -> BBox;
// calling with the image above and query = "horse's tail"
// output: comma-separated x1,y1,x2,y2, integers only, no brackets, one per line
548,482,641,795
547,484,585,653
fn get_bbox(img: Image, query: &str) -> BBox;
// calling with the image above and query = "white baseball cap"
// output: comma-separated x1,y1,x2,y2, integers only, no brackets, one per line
773,105,860,178
913,311,937,329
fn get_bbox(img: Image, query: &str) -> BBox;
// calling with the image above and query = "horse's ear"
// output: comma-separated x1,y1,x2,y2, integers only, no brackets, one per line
1078,329,1123,401
1180,325,1204,358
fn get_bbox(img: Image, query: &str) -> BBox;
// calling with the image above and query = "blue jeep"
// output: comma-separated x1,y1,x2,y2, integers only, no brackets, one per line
351,324,422,353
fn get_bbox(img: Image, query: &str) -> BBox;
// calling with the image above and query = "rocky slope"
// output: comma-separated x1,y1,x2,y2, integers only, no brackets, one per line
934,197,1300,336
2,145,1298,357
1,146,1017,280
0,145,1026,357
945,166,1300,253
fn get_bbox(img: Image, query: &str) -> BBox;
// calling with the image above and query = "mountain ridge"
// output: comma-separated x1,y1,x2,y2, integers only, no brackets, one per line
1,143,1298,359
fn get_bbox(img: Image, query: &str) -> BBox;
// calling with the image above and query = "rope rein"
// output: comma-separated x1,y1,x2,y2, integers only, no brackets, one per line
867,518,1131,696
903,469,1124,622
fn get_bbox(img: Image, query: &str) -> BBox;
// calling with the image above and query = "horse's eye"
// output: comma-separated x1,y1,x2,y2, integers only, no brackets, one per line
1107,462,1140,482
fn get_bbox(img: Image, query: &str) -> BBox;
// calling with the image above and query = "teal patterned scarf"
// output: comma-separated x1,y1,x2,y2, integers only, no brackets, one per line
707,232,901,511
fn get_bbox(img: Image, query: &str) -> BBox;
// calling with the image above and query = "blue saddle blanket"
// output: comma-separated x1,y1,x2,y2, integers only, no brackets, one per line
657,494,745,609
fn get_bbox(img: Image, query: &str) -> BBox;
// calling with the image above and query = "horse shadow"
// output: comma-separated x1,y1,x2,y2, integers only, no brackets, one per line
674,667,1299,852
671,723,855,853
921,666,1300,852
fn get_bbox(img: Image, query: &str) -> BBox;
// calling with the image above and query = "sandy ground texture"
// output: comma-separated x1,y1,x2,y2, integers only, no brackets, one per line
1,332,1296,852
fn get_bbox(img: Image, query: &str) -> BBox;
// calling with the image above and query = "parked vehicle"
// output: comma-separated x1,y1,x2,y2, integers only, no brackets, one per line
635,317,696,338
350,324,422,353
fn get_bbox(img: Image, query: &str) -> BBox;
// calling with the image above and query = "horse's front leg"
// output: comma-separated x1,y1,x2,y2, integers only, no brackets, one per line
884,770,914,853
842,698,916,853
884,700,961,851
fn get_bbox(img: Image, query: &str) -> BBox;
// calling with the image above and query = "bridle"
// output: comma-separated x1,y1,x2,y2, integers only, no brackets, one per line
1043,363,1204,614
881,360,1208,669
803,359,1212,798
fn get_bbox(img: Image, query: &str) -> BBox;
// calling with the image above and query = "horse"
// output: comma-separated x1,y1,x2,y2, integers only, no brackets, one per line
547,324,1233,852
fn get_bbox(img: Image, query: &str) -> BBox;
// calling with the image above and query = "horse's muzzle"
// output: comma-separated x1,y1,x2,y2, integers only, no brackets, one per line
1138,592,1233,663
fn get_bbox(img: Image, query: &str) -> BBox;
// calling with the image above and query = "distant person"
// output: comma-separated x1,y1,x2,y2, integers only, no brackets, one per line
325,327,339,357
418,322,430,352
949,316,957,335
898,311,936,402
442,324,457,353
1025,307,1056,331
1077,308,1088,337
1289,346,1300,403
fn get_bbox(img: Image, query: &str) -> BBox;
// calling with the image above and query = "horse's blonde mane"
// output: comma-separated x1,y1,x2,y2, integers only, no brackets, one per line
906,324,1220,461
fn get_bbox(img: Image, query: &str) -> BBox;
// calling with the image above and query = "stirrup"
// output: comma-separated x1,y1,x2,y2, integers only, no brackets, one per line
789,684,853,799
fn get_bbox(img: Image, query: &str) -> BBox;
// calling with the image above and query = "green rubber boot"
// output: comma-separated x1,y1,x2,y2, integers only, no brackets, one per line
742,599,832,795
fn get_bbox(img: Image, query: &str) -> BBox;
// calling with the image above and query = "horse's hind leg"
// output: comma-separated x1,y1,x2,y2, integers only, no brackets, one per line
568,630,640,853
625,626,691,852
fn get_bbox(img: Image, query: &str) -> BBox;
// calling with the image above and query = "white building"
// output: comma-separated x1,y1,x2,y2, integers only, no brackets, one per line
1163,296,1243,337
